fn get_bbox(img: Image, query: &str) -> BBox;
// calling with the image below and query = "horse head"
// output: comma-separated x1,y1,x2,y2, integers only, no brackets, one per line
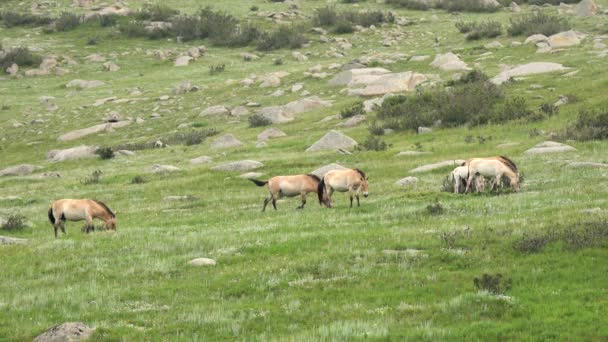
106,216,116,230
361,176,369,198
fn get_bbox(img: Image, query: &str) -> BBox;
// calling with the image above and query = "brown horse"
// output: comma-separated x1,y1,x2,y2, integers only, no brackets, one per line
318,168,369,208
464,156,520,193
250,174,321,211
48,199,116,238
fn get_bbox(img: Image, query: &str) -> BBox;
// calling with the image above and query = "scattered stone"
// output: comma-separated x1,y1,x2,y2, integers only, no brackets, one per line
174,56,193,67
85,53,105,63
104,111,122,123
115,150,135,156
341,115,366,127
39,172,62,178
0,236,28,245
47,146,98,162
257,127,287,141
395,176,419,186
57,121,131,142
200,105,229,116
212,160,263,171
256,141,267,148
409,55,430,62
347,71,427,97
310,163,348,178
395,151,431,157
291,84,304,92
102,61,120,72
554,95,569,107
329,68,391,87
189,258,216,266
210,134,244,149
566,161,608,168
547,30,581,48
0,164,41,177
147,164,181,173
172,81,199,95
241,53,260,61
510,1,521,12
306,130,358,152
230,106,249,116
66,79,105,89
497,142,520,148
239,172,264,179
410,160,465,173
93,97,117,107
484,41,504,49
190,156,212,165
490,62,569,85
418,127,432,134
292,51,308,62
524,141,577,154
430,53,470,72
33,322,93,342
164,195,198,201
525,34,548,44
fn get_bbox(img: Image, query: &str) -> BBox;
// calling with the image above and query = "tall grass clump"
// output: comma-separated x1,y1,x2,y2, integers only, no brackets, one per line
249,114,272,127
0,11,52,27
1,214,27,231
340,102,364,118
458,20,502,40
54,12,82,31
313,6,392,30
508,12,570,36
257,25,308,50
0,47,42,71
560,109,608,141
119,21,149,37
135,4,179,21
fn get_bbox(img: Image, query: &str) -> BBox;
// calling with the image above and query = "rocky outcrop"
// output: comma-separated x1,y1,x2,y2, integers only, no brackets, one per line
306,130,358,152
490,62,569,85
0,164,41,177
47,146,98,162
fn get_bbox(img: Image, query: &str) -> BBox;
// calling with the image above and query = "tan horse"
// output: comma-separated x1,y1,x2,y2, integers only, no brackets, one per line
464,156,520,193
451,166,486,193
250,174,321,211
48,199,116,238
318,168,369,208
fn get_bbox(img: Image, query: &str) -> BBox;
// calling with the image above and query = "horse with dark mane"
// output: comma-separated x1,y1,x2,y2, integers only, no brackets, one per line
48,199,116,238
463,156,520,193
318,168,369,208
249,174,321,211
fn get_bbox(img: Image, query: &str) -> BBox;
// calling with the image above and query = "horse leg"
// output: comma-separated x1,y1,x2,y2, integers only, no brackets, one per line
53,225,58,238
262,196,271,212
465,174,474,193
297,193,306,209
327,188,334,208
85,216,93,233
356,194,360,207
60,220,66,235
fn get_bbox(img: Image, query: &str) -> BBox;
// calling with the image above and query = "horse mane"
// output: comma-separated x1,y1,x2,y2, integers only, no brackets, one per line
353,168,366,179
93,200,115,217
498,156,518,173
306,173,321,183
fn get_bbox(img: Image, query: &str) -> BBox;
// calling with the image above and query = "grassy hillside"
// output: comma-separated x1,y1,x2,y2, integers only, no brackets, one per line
1,0,607,340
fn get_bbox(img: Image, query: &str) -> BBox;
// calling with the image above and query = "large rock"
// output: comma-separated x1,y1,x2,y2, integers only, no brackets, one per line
257,127,287,141
210,134,243,149
200,105,229,116
34,322,93,342
212,160,263,171
174,56,193,67
310,163,348,178
66,79,105,89
47,146,98,162
430,53,470,72
306,130,358,152
347,72,427,97
566,161,608,168
524,141,577,154
490,62,569,85
576,0,598,16
147,164,180,173
57,121,131,142
328,68,392,86
547,30,581,48
258,96,332,124
0,236,28,245
410,160,465,173
0,164,41,177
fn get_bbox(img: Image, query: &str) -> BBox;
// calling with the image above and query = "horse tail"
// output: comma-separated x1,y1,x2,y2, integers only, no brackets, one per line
317,177,326,205
249,179,268,187
48,207,55,224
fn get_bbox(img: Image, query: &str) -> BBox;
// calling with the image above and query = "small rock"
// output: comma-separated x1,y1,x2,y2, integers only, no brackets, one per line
200,105,229,116
102,61,120,72
410,160,465,173
418,127,432,134
189,258,216,266
210,134,243,149
310,163,348,178
239,172,264,179
190,156,212,165
0,236,28,245
34,322,93,342
395,177,419,186
257,127,287,141
164,195,198,201
0,164,41,177
147,164,180,173
174,56,193,67
212,160,263,172
566,161,608,168
524,141,577,154
306,130,358,152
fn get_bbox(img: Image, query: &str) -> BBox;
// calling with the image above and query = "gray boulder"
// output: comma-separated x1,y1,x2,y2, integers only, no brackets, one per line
547,30,582,48
490,62,569,85
190,156,212,165
210,134,244,149
0,164,41,177
566,161,608,168
430,53,470,72
212,160,263,171
306,130,358,152
395,177,419,186
257,127,287,141
34,322,93,342
147,164,180,173
525,141,577,154
200,105,229,116
0,236,28,245
189,258,216,266
57,121,131,142
576,0,598,16
66,79,105,89
47,146,98,162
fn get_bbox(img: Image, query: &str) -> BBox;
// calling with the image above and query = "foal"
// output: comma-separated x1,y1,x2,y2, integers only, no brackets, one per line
48,199,116,238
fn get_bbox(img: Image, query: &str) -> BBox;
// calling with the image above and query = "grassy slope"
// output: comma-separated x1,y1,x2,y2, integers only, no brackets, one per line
1,0,607,340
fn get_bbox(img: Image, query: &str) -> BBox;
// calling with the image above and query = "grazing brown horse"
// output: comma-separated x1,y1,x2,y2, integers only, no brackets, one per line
48,199,116,238
250,174,321,211
464,156,520,193
318,168,369,208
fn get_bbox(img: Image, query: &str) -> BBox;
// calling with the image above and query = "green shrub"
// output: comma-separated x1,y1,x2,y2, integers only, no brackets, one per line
208,64,225,75
494,96,535,122
455,20,476,33
386,0,430,10
426,198,444,215
131,175,146,184
0,11,52,28
135,4,179,21
358,136,388,151
249,114,272,127
97,14,118,27
474,274,512,294
257,25,308,51
54,12,81,31
119,21,148,37
561,109,608,141
273,58,284,65
468,20,502,40
87,36,99,45
508,12,570,36
164,129,218,146
250,6,259,11
1,214,27,231
313,6,339,27
368,121,385,136
95,147,115,159
313,6,390,29
81,170,102,185
0,47,42,71
340,102,364,118
333,21,354,34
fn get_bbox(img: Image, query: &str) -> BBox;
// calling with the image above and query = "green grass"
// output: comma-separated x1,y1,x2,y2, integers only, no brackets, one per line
1,0,608,340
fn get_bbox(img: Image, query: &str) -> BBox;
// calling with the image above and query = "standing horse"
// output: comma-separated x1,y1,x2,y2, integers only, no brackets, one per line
249,174,321,211
450,166,487,193
464,156,520,193
318,169,369,208
48,199,116,238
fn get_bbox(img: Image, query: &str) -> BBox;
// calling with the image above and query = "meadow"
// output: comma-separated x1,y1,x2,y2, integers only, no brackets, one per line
0,0,607,340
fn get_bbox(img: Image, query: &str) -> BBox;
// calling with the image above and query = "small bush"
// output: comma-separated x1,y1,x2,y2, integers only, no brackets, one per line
119,21,148,38
539,102,559,116
98,14,118,27
96,147,115,159
250,6,259,11
358,136,388,151
0,11,52,28
208,64,225,75
386,0,430,10
313,6,339,27
164,129,218,146
440,231,458,248
313,6,390,29
273,58,284,66
563,221,608,251
257,25,308,51
495,96,535,122
249,114,272,127
561,109,608,141
455,20,476,33
426,198,444,215
0,47,42,71
333,21,354,34
135,4,179,21
1,214,27,231
55,12,81,32
508,12,570,37
515,233,551,253
340,102,364,118
474,274,512,294
368,121,385,136
81,170,102,185
131,175,146,184
468,21,502,40
87,36,99,45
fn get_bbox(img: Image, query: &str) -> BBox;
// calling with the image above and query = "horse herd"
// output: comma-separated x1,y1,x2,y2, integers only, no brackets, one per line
46,156,520,237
